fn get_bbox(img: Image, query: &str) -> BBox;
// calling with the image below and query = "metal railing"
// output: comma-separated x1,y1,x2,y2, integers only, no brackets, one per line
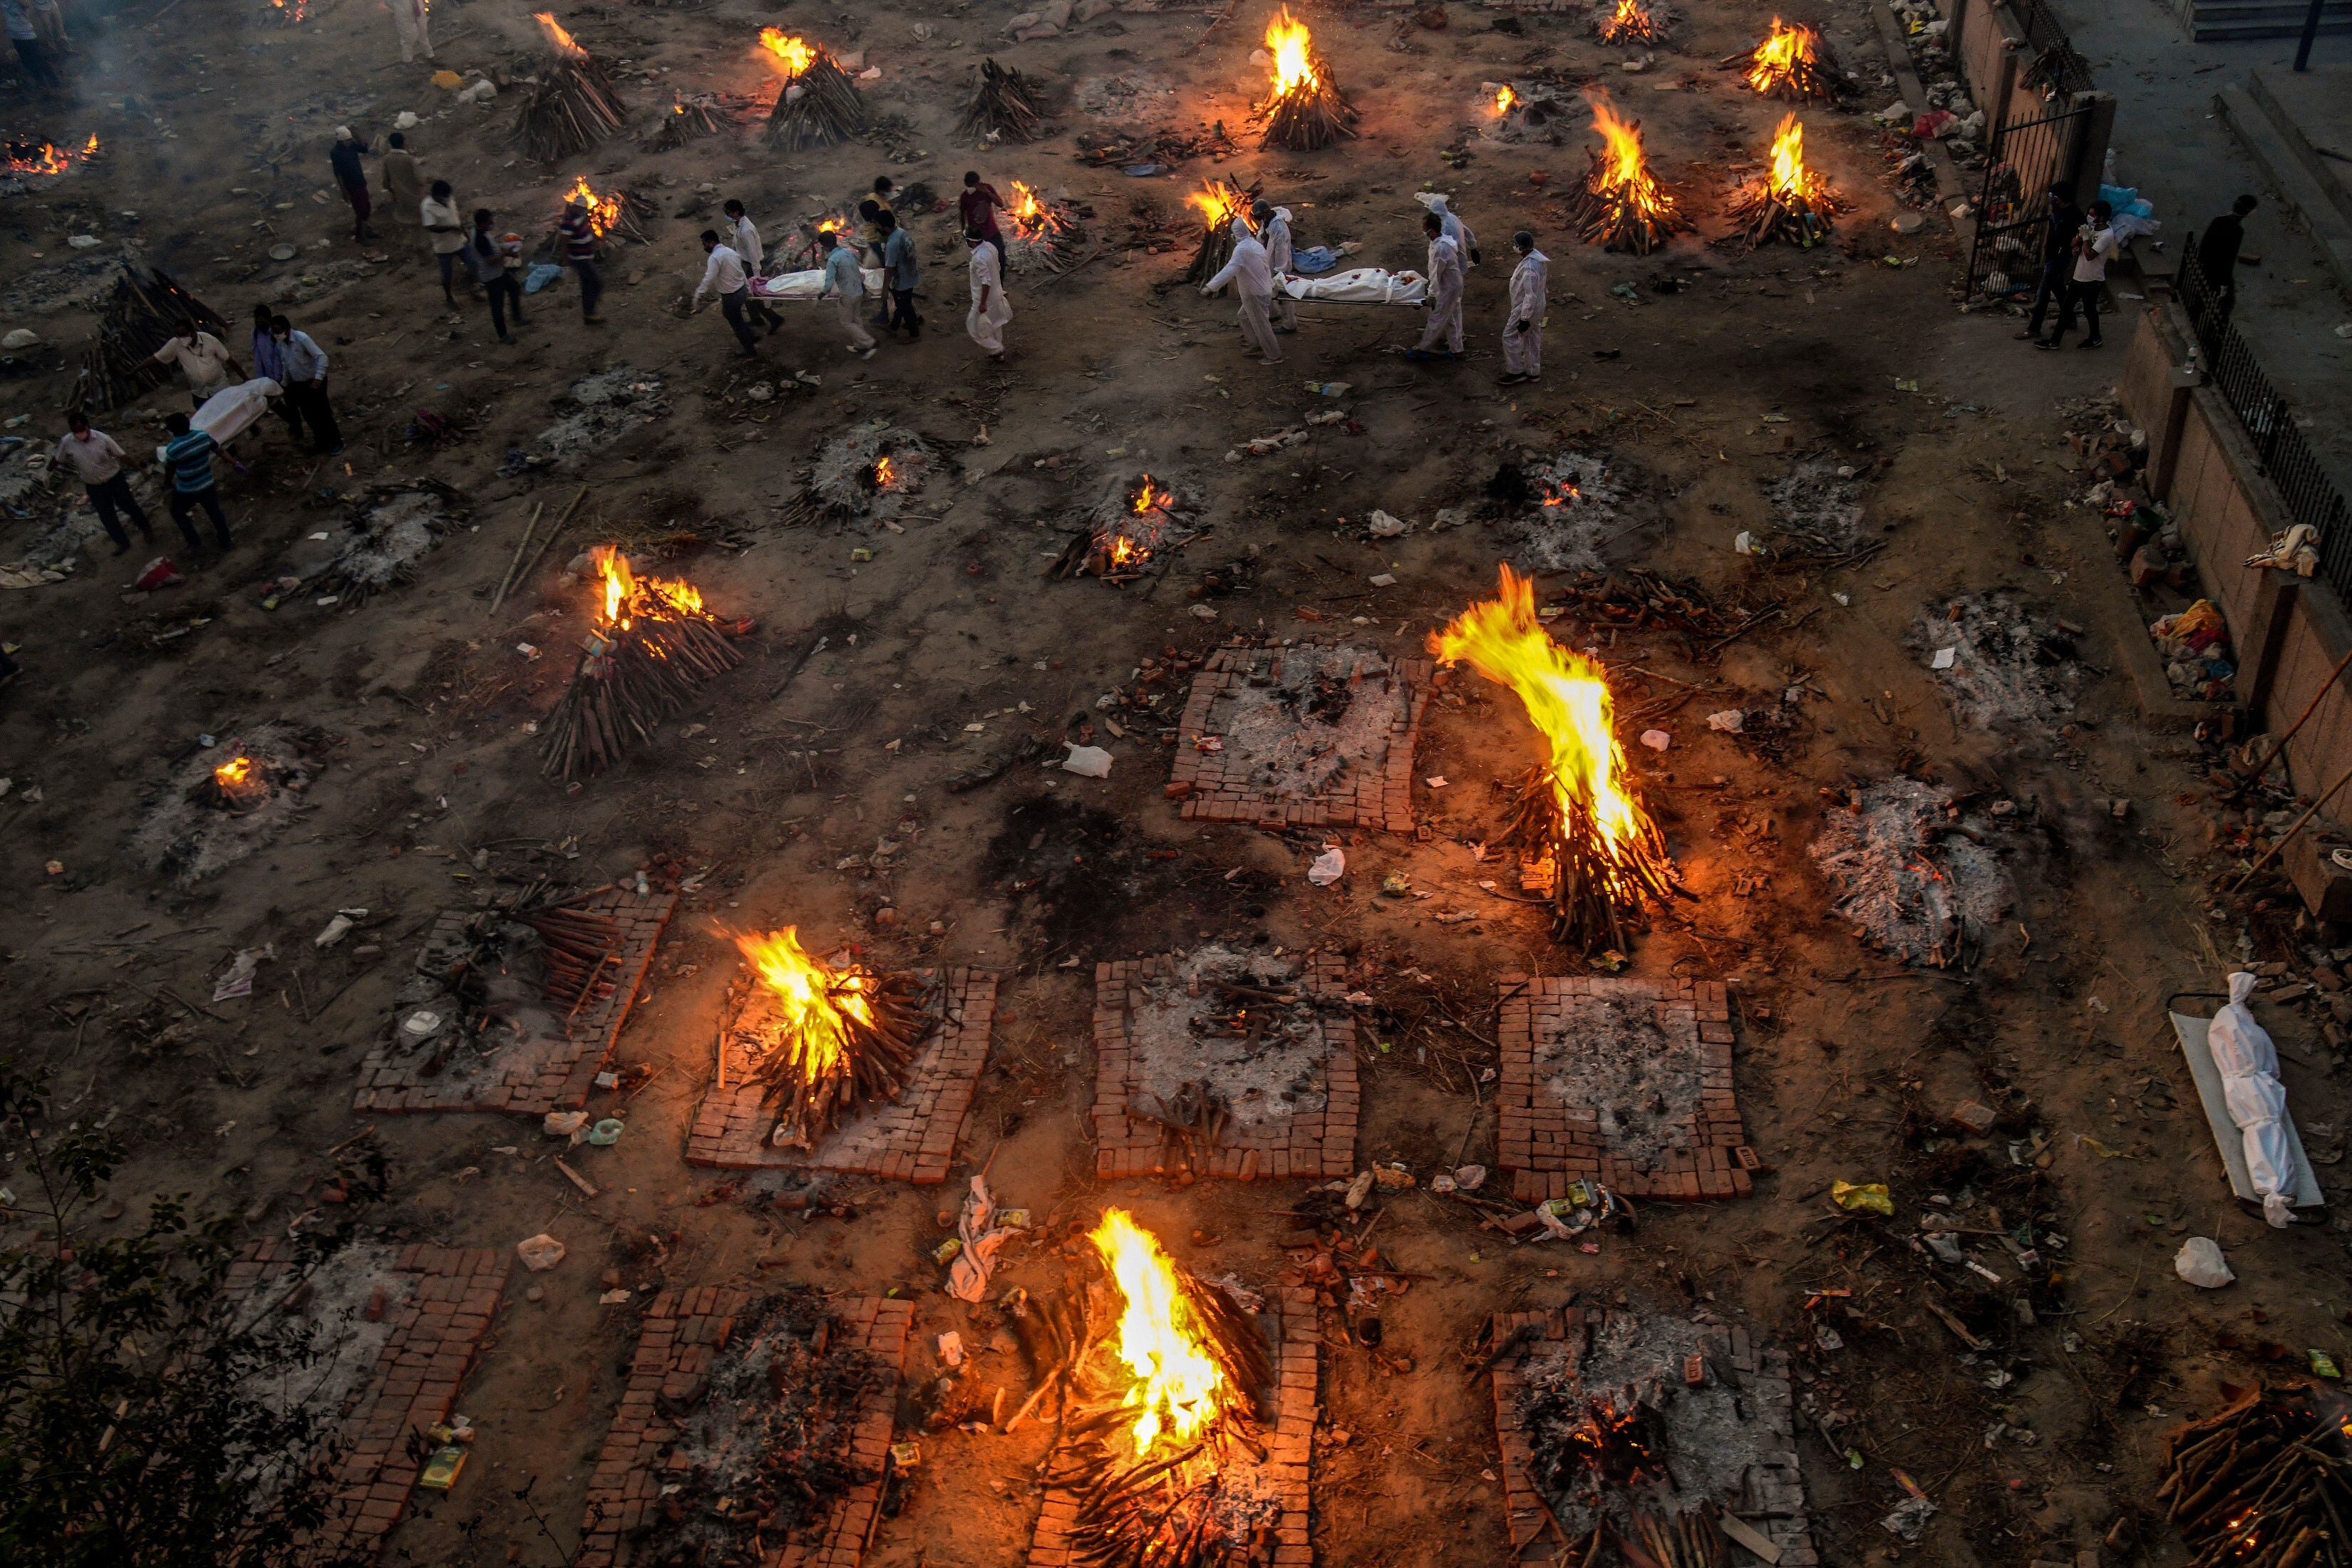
2016,0,2095,96
2177,245,2352,589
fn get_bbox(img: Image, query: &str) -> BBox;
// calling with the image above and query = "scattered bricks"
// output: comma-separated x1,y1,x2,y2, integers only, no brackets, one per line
1173,645,1432,836
1950,1100,1998,1136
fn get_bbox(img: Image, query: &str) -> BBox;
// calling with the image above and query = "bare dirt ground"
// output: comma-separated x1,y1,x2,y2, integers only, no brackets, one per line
3,0,2348,1564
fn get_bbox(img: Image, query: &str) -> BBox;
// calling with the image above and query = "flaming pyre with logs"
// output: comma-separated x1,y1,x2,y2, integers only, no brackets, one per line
1745,18,1848,104
2159,1383,2352,1568
1594,0,1672,44
646,96,728,151
1000,180,1084,273
1430,566,1681,954
1564,95,1691,254
1521,1382,1731,1567
1182,177,1262,286
1731,115,1845,248
1051,473,1196,583
514,13,627,163
537,547,744,782
69,267,229,415
728,927,934,1150
1255,9,1356,151
959,56,1047,142
1486,81,1576,143
548,173,652,247
761,29,866,150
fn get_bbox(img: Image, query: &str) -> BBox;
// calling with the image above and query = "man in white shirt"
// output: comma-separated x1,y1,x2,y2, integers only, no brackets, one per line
691,229,762,356
150,324,243,411
2040,199,2115,351
53,412,154,555
819,228,878,357
1202,215,1280,364
723,198,784,335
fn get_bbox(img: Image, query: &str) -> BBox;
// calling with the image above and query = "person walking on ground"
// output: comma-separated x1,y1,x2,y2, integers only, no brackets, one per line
820,227,878,358
2040,199,2115,351
247,302,304,444
379,133,421,230
272,314,341,454
466,210,524,344
1202,211,1281,364
1259,201,1299,334
2197,194,2259,321
4,0,60,86
692,229,761,357
1500,229,1548,386
388,0,432,63
159,413,232,555
54,413,153,556
330,127,376,244
878,210,921,339
150,321,242,411
1407,210,1467,362
1430,193,1480,269
26,0,66,56
423,179,467,306
557,196,606,324
964,226,1012,362
959,171,1008,266
2016,179,2085,343
723,200,785,336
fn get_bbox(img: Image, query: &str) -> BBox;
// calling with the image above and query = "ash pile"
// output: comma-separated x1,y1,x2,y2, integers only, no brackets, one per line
637,1289,884,1566
130,723,331,886
1764,455,1868,555
384,892,630,1098
1810,778,2013,969
785,423,934,529
1048,472,1200,583
1537,986,1701,1167
1127,944,1333,1166
1204,644,1409,801
1486,451,1634,574
1483,81,1578,143
521,366,670,468
1914,592,2088,736
309,482,464,607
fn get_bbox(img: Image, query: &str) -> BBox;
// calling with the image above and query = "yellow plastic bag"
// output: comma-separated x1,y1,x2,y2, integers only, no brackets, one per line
1830,1180,1893,1216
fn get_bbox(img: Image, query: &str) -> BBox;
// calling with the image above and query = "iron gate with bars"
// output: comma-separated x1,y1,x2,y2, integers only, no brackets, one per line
1963,98,2095,301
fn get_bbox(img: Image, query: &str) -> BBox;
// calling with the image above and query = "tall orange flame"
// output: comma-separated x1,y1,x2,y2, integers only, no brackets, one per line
1090,1209,1229,1459
1747,18,1820,93
562,174,622,236
1584,94,1679,229
1185,181,1252,232
1264,9,1320,100
758,27,815,76
1495,84,1519,115
1132,477,1172,514
532,11,587,59
591,545,704,631
1763,114,1830,205
735,927,875,1086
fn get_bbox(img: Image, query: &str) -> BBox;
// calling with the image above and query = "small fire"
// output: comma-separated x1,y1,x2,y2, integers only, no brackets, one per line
1090,1209,1229,1459
1108,536,1147,570
590,545,703,630
1748,17,1822,93
1598,0,1661,43
735,927,875,1087
562,174,622,237
1495,85,1519,115
1264,9,1321,103
872,455,897,489
1763,114,1828,205
4,133,97,177
532,11,587,59
1185,180,1252,232
214,756,256,790
1132,477,1173,515
1539,480,1584,507
758,27,815,76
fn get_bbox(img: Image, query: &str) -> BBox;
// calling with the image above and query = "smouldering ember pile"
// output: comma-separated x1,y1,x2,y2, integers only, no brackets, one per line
1182,176,1262,285
2159,1383,2352,1568
1490,450,1631,574
1485,81,1575,143
1255,9,1355,151
134,723,331,885
728,927,934,1150
959,56,1047,142
1000,180,1084,272
1731,115,1845,248
1564,95,1691,254
1430,566,1680,954
646,96,728,151
761,29,865,149
388,893,629,1080
1746,17,1847,103
207,754,267,813
514,12,626,163
791,423,934,527
2,133,98,182
1593,0,1671,44
313,481,464,606
1809,777,2011,969
537,547,744,781
530,366,670,465
1053,473,1197,582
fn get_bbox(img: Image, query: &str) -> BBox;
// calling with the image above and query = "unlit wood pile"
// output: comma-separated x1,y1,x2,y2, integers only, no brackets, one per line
957,57,1046,141
520,901,624,1016
537,572,743,782
767,48,865,150
2159,1384,2352,1568
69,268,227,415
749,968,931,1148
515,53,626,163
646,96,728,150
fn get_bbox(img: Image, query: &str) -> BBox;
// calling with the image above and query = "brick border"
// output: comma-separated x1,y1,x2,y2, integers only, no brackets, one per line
1487,1308,1817,1567
227,1239,510,1559
579,1291,913,1568
353,889,677,1115
1496,976,1753,1202
1167,644,1431,833
1028,1284,1316,1567
685,967,996,1182
1091,952,1357,1181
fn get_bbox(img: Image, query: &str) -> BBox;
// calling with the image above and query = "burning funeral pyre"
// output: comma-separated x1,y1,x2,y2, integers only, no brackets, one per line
550,174,651,247
1036,1210,1279,1568
2159,1383,2352,1568
1731,115,1845,247
1809,777,2011,969
514,13,627,163
1430,566,1679,954
1051,473,1197,583
134,722,330,885
69,267,228,415
1564,96,1691,254
761,29,866,150
537,547,744,781
1255,10,1355,151
1594,0,1672,44
1745,18,1847,104
959,56,1047,142
1000,180,1084,272
1182,177,1262,286
386,888,636,1083
788,423,934,528
726,928,934,1150
645,95,728,152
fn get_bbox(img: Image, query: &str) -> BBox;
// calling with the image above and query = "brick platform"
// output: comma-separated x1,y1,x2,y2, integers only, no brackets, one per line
579,1291,913,1568
1496,975,1753,1203
352,888,676,1115
1092,951,1357,1181
1487,1308,1816,1567
1028,1284,1316,1567
226,1239,510,1559
1167,644,1431,833
684,967,996,1183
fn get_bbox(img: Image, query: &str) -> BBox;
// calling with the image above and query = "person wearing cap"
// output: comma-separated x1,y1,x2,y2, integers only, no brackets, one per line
1202,212,1279,364
1500,229,1548,386
329,127,374,244
1259,201,1299,335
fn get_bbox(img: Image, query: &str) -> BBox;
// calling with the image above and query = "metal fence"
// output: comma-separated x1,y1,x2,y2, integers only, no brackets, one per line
2015,0,2095,96
2176,245,2352,591
1962,100,2093,300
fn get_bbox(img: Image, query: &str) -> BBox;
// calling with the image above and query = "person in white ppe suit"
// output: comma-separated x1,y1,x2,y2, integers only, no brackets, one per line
1405,211,1466,361
1430,193,1480,269
1500,229,1548,384
388,0,433,63
1202,215,1281,363
965,225,1013,361
1258,201,1299,334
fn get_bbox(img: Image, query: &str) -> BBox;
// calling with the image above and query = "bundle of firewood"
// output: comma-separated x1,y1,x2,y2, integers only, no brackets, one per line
1510,765,1683,954
514,53,627,163
520,902,624,1016
646,96,728,150
1258,68,1356,152
69,267,227,415
1133,1077,1232,1175
1594,0,1673,43
1564,153,1692,254
747,966,932,1148
2160,1384,2352,1568
766,46,865,150
958,57,1046,142
1183,178,1261,286
537,572,743,782
1730,170,1845,249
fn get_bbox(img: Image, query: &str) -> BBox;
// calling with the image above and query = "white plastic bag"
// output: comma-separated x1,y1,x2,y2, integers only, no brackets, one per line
1061,744,1113,778
515,1233,568,1272
2174,1235,2233,1288
1307,847,1346,886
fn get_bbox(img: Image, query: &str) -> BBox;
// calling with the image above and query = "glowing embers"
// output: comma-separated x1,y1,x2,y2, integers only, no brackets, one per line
646,95,728,152
1745,17,1847,103
791,423,934,527
2160,1384,2352,1568
760,29,865,149
207,754,267,811
1562,94,1691,254
1182,175,1262,286
1428,566,1679,954
537,547,744,782
514,12,626,162
1593,0,1671,45
1254,9,1356,151
730,928,932,1150
2,133,98,180
137,722,329,886
1000,178,1085,273
1731,115,1846,248
1051,473,1199,584
1482,79,1576,143
557,174,649,244
1809,776,2011,970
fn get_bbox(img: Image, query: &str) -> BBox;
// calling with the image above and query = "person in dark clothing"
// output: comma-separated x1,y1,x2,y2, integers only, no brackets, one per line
878,210,921,339
329,126,374,243
248,301,305,443
466,210,524,344
2016,180,2084,342
959,170,1007,267
557,197,606,324
2195,194,2258,319
4,0,61,88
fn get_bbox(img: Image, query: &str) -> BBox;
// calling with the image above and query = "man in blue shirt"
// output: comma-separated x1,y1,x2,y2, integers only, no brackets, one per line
270,313,341,454
818,227,877,359
159,414,232,554
249,301,304,445
877,210,920,340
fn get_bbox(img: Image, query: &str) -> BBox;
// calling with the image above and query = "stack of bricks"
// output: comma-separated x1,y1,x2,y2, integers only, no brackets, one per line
1485,1309,1817,1568
685,968,996,1183
1165,645,1431,833
1028,1284,1316,1568
353,888,677,1115
579,1291,912,1568
226,1239,510,1557
1495,974,1754,1202
1092,952,1357,1181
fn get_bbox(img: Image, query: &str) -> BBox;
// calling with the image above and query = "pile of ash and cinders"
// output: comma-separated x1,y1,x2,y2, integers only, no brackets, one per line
1047,471,1202,584
1482,450,1647,575
130,722,334,886
783,423,936,529
384,889,631,1093
1123,944,1334,1166
1201,644,1408,803
1810,776,2016,969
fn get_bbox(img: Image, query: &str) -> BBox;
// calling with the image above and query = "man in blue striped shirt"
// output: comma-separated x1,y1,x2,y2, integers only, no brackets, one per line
160,414,233,554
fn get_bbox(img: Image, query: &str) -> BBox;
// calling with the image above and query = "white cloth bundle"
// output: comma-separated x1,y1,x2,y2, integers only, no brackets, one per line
192,377,283,446
2209,971,2297,1227
750,267,887,301
1274,267,1428,306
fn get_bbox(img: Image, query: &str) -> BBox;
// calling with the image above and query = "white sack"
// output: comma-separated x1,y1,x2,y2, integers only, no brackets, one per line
2210,971,2298,1227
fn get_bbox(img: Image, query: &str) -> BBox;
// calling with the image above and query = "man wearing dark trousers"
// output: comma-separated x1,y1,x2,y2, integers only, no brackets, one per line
2196,194,2258,321
879,210,921,339
272,314,342,454
2040,200,2116,351
2016,180,2083,343
160,414,233,555
54,414,153,556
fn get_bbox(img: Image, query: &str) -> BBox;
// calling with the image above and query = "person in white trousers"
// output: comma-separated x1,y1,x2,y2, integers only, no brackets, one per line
1407,211,1465,361
1201,215,1281,363
1500,230,1548,384
1259,202,1298,334
965,227,1013,360
387,0,432,63
820,229,877,357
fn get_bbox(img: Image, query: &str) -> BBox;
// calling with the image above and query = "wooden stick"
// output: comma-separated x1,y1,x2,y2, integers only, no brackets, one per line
2228,757,2352,892
490,500,545,612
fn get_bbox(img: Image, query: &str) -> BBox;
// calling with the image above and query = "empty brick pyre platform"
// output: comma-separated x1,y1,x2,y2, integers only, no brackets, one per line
226,1239,510,1559
1168,643,1430,832
1026,1284,1317,1568
1487,1306,1817,1567
1093,947,1357,1181
579,1290,912,1568
1497,975,1753,1202
351,887,675,1116
685,966,996,1182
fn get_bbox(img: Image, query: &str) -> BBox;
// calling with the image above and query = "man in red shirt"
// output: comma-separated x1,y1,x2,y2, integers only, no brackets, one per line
959,170,1007,266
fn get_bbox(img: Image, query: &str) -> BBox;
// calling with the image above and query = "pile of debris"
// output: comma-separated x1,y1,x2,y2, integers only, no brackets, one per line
383,890,622,1092
644,95,730,151
1048,472,1200,583
1484,81,1578,143
68,267,226,414
1764,455,1868,555
2159,1383,2352,1568
1488,450,1633,574
531,366,669,465
1124,945,1334,1175
131,723,333,886
1810,777,2012,969
1073,122,1238,170
1914,592,2087,736
312,482,465,607
785,424,934,529
959,57,1048,141
1199,644,1410,804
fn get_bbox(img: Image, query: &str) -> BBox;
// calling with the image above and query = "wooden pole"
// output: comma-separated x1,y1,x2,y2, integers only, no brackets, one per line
489,500,545,613
2227,756,2352,893
2235,639,2352,791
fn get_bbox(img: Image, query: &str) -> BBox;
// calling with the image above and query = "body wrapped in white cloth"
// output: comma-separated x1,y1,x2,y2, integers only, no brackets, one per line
1274,267,1428,306
2208,971,2299,1228
751,267,887,301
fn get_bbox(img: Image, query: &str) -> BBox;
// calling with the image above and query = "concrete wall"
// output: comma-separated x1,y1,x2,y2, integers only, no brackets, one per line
1928,0,2113,192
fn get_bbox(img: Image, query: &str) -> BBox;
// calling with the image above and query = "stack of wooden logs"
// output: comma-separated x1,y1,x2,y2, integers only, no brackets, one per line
750,966,932,1148
1510,763,1683,955
520,902,624,1016
515,50,627,163
1184,178,1262,286
537,562,743,782
646,96,728,150
1257,63,1357,150
2160,1384,2352,1568
766,46,866,150
70,268,228,415
958,57,1046,141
